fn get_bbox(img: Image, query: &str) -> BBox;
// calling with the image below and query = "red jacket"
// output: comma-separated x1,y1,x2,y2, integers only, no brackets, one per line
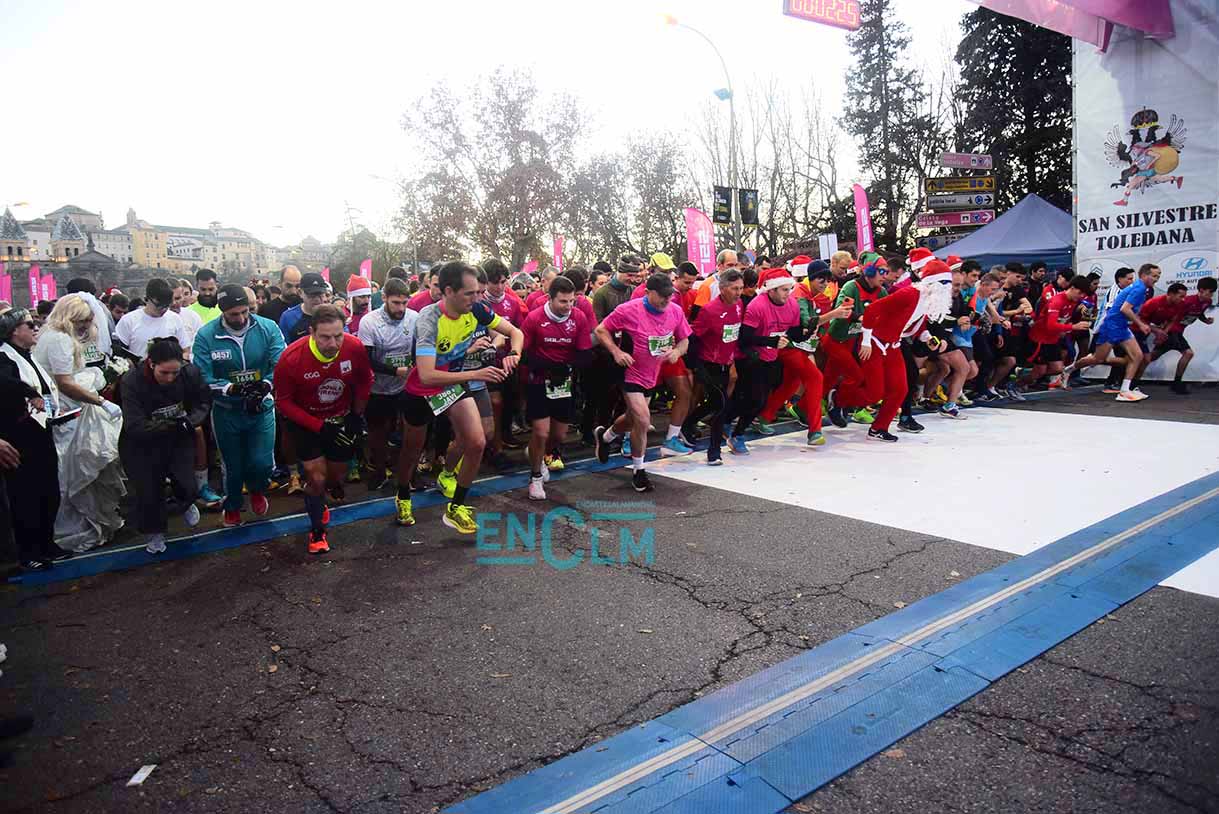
861,286,922,347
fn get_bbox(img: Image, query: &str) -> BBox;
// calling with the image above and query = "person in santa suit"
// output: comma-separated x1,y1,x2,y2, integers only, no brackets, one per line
858,259,956,442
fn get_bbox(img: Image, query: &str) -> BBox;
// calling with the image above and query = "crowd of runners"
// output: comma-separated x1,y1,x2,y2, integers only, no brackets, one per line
0,251,1214,567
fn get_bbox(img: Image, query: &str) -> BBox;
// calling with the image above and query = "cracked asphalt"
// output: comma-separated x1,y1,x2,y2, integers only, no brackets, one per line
2,388,1216,813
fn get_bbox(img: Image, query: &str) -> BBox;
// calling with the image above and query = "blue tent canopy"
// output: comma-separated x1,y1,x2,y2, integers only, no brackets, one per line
933,193,1073,270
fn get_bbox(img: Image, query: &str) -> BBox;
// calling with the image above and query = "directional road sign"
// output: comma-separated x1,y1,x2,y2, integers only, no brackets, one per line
924,176,995,194
940,152,993,170
916,210,995,229
927,193,995,210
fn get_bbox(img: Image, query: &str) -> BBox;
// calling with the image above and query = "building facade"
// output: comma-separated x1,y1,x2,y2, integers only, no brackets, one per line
1,209,30,263
46,204,103,232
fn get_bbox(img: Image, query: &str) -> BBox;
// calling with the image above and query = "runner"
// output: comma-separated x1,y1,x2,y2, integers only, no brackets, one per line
593,272,691,492
685,269,745,465
113,278,190,362
273,305,374,553
396,262,523,532
990,264,1034,399
1026,276,1092,388
1092,267,1134,392
481,259,527,466
407,268,442,312
823,256,885,428
631,260,700,454
193,285,286,526
278,272,330,345
188,268,221,325
585,255,644,448
521,276,593,500
356,278,419,490
1060,263,1160,401
1140,278,1215,393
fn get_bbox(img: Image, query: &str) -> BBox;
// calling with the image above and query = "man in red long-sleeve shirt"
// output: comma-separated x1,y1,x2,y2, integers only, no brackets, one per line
1141,278,1215,393
1027,276,1092,383
274,304,373,554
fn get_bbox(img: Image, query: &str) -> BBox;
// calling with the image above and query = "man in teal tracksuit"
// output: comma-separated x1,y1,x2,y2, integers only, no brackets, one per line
193,285,286,526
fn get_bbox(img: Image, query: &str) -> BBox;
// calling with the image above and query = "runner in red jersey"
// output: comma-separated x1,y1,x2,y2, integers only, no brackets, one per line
1027,276,1092,383
274,305,373,554
481,259,527,466
1141,277,1215,393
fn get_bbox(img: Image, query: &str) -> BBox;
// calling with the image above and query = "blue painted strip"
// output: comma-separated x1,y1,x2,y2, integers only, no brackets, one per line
444,472,1219,814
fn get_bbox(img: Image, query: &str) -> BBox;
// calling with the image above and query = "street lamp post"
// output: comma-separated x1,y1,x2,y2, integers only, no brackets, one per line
665,15,741,251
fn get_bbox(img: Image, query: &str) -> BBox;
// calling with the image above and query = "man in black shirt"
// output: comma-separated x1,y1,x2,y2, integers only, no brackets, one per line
258,265,302,324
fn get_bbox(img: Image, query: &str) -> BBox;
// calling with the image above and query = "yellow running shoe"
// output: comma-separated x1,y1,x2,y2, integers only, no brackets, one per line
395,497,415,526
287,473,303,495
437,468,457,499
543,452,565,472
443,503,477,534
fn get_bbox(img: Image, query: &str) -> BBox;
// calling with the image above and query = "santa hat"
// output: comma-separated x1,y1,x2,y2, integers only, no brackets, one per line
907,247,935,271
787,255,813,279
945,255,963,271
919,259,953,285
346,275,372,298
759,267,796,292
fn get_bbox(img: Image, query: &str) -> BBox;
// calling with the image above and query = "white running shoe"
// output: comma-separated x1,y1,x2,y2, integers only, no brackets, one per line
528,477,546,501
1115,390,1148,402
145,534,167,554
183,503,201,528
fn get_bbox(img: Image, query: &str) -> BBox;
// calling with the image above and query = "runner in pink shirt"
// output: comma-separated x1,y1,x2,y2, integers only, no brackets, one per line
593,273,692,492
407,269,442,313
685,268,745,464
480,259,527,467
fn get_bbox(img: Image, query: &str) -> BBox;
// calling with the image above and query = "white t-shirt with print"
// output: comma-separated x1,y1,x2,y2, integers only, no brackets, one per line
114,308,190,360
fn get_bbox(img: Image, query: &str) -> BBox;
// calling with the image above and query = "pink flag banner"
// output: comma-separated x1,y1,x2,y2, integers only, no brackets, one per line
976,0,1173,52
28,264,41,307
359,258,372,279
683,208,716,278
0,263,10,304
552,236,564,273
41,274,57,301
321,266,331,283
852,184,874,253
521,260,539,275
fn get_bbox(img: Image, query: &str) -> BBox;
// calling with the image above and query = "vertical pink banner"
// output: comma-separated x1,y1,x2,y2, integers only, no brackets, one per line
42,274,57,301
552,236,564,273
852,183,874,254
683,208,716,278
0,262,10,304
359,258,372,279
28,264,41,307
321,266,331,283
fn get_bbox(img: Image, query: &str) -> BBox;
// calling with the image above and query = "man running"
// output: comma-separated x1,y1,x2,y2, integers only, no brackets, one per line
823,257,884,428
1061,263,1160,401
685,269,745,465
357,277,419,490
273,305,373,553
1140,278,1215,394
396,262,523,532
1026,276,1092,389
193,285,286,526
521,276,593,500
593,272,691,492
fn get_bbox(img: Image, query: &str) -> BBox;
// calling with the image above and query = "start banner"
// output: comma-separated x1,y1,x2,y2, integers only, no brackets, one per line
1074,0,1219,380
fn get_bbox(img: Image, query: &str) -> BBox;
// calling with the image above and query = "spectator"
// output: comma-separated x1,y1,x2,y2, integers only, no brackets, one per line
32,295,112,412
259,265,302,324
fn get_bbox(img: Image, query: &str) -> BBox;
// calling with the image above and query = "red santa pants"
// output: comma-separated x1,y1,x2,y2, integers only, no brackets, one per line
761,348,823,427
823,337,879,409
860,346,908,432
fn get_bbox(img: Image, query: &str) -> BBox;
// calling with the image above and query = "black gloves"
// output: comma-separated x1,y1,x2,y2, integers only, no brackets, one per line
177,418,195,435
343,412,366,440
321,413,366,448
238,380,272,414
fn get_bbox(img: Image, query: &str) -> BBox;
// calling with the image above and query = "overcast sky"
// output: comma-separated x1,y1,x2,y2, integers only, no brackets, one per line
3,0,972,247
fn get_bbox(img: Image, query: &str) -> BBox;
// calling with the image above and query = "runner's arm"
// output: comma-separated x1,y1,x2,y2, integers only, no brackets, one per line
364,345,398,377
738,325,781,349
182,366,212,428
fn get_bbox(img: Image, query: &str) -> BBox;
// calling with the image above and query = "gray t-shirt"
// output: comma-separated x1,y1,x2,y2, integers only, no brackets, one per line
357,305,419,395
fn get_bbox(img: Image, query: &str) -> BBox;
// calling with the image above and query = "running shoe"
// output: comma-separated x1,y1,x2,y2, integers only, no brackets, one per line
679,424,701,444
366,469,389,491
957,393,973,407
1115,390,1148,402
145,534,167,554
307,529,329,555
897,415,924,433
867,428,899,442
1102,385,1122,394
501,435,524,450
939,404,966,419
223,509,242,528
728,435,749,455
541,462,550,483
1005,384,1026,401
1056,369,1073,390
594,425,611,464
436,468,457,499
662,436,694,455
826,389,848,428
345,461,361,483
806,431,826,446
781,403,802,423
321,506,330,526
287,473,304,495
849,408,875,425
632,469,654,493
197,485,223,508
706,449,723,466
751,419,775,435
250,492,269,516
1171,381,1190,395
184,503,201,527
621,436,632,457
544,452,565,471
395,497,415,526
528,477,546,501
443,503,478,534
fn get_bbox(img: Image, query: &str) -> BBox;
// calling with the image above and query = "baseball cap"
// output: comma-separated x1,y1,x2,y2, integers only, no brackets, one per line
645,272,675,297
217,284,250,311
649,252,676,271
300,272,328,295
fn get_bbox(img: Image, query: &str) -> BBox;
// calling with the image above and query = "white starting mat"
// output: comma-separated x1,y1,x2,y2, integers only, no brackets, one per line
649,408,1219,599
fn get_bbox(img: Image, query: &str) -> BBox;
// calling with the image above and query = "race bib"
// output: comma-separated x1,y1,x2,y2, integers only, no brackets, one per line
81,342,103,364
545,380,572,400
152,403,186,420
847,322,863,335
427,384,464,416
721,323,740,343
384,353,411,370
647,333,675,357
229,368,261,385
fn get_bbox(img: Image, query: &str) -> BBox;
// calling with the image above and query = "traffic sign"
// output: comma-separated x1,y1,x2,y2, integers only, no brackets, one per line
916,232,969,250
916,210,994,229
940,151,993,170
925,176,995,193
926,193,995,210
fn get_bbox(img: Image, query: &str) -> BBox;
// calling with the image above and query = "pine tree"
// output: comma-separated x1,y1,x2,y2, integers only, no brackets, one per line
955,8,1072,210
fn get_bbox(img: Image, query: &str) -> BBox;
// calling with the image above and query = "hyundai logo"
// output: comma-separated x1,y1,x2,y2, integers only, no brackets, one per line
1183,257,1208,270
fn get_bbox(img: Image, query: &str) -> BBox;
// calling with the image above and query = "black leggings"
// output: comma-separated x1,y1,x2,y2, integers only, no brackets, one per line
972,331,995,391
726,358,780,437
900,342,919,417
686,362,732,452
580,352,623,438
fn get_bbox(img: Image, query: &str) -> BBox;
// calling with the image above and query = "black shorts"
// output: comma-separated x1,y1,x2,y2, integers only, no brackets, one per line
999,332,1027,362
402,388,472,427
1028,341,1064,364
1154,333,1191,354
470,387,493,418
365,392,404,424
623,382,655,396
525,382,575,423
289,418,354,464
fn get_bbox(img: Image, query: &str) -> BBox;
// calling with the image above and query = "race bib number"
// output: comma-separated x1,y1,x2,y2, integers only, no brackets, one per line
81,342,103,364
427,384,463,416
721,323,740,343
847,322,863,335
384,354,411,370
647,333,675,357
152,403,186,420
229,368,261,385
545,380,572,400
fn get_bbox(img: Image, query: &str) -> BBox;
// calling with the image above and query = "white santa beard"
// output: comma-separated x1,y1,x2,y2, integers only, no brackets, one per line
920,282,953,323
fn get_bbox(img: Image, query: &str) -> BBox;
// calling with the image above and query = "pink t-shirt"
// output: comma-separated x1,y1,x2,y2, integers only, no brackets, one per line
407,290,439,313
521,307,593,385
484,292,525,326
692,295,744,365
744,293,799,362
575,294,596,326
600,298,691,389
526,290,549,311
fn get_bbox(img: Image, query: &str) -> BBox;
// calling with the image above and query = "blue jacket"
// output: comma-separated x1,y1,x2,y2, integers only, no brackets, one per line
193,314,286,411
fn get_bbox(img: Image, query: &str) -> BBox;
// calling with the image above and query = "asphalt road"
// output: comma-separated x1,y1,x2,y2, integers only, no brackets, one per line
1,388,1215,814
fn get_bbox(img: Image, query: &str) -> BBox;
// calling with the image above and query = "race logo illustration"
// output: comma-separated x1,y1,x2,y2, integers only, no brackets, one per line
1104,107,1187,207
